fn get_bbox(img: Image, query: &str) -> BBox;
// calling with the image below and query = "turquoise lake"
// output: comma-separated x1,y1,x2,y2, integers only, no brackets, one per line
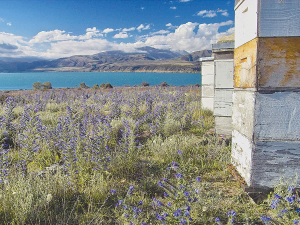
0,72,201,91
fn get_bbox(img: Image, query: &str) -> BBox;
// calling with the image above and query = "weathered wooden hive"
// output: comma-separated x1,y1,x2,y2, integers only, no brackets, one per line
200,56,215,111
212,34,234,136
232,0,300,190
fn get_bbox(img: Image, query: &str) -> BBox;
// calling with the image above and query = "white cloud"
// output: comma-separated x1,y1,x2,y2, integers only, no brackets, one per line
79,27,102,39
197,9,229,18
0,18,4,22
166,23,179,29
170,6,176,9
197,10,217,18
137,24,151,32
29,30,76,43
113,32,129,39
29,28,102,44
7,22,12,26
138,21,234,52
102,28,114,34
0,20,234,59
179,0,191,2
151,30,170,35
218,9,229,16
122,27,135,32
141,7,145,10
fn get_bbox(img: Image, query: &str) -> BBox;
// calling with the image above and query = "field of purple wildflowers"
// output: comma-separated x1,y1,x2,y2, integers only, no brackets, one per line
0,86,298,224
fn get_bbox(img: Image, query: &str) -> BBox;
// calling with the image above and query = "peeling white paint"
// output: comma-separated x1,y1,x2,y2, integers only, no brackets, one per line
232,129,253,185
254,92,300,141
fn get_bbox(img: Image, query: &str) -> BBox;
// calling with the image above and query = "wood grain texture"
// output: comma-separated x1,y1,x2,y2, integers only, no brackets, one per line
201,61,214,76
254,92,300,141
232,90,255,140
215,117,232,136
214,89,233,117
201,86,214,98
215,60,234,89
201,98,214,111
257,37,300,88
234,38,258,88
201,74,214,86
231,129,253,185
259,0,300,37
252,141,300,188
235,0,258,48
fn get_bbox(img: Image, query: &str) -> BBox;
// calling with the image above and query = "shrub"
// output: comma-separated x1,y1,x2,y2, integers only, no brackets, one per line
141,81,150,87
100,83,113,89
80,82,88,88
92,84,99,89
32,82,42,90
42,82,52,89
160,81,169,87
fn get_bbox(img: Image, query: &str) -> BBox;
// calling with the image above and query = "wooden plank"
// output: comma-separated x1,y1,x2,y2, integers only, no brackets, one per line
257,37,300,88
254,92,300,141
201,98,214,111
235,0,258,48
214,89,233,117
231,129,253,185
215,60,234,89
214,52,234,60
252,141,300,188
201,61,214,76
259,0,300,37
201,85,214,98
232,90,255,140
215,116,232,136
234,38,258,88
201,74,214,86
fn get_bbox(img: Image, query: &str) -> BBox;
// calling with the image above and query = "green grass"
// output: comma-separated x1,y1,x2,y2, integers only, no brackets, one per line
0,86,298,224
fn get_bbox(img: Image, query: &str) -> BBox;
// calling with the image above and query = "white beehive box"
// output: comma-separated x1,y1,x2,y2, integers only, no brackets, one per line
235,0,300,48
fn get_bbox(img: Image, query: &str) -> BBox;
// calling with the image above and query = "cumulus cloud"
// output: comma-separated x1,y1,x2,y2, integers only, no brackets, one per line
102,28,114,34
138,20,234,52
137,24,150,32
0,20,234,59
197,9,229,18
29,30,75,43
113,32,129,39
7,22,12,26
170,6,176,9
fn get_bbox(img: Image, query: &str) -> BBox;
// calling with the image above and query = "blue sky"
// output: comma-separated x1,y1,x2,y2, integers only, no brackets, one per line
0,0,235,59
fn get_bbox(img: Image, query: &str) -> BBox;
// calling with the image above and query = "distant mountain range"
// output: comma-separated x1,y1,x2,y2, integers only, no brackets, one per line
0,47,212,73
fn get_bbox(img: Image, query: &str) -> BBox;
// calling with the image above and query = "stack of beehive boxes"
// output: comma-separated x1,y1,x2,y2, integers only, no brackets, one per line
212,36,234,136
232,0,300,189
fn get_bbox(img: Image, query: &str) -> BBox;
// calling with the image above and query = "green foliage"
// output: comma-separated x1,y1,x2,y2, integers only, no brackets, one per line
32,82,42,90
79,82,88,88
42,81,52,89
100,83,113,88
92,84,99,89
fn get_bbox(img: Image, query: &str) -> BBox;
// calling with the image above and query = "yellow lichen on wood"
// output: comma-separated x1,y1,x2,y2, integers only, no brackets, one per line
234,38,258,88
257,37,300,88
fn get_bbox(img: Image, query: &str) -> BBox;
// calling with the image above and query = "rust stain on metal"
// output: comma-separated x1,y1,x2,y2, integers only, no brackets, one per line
258,37,300,88
234,38,258,88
